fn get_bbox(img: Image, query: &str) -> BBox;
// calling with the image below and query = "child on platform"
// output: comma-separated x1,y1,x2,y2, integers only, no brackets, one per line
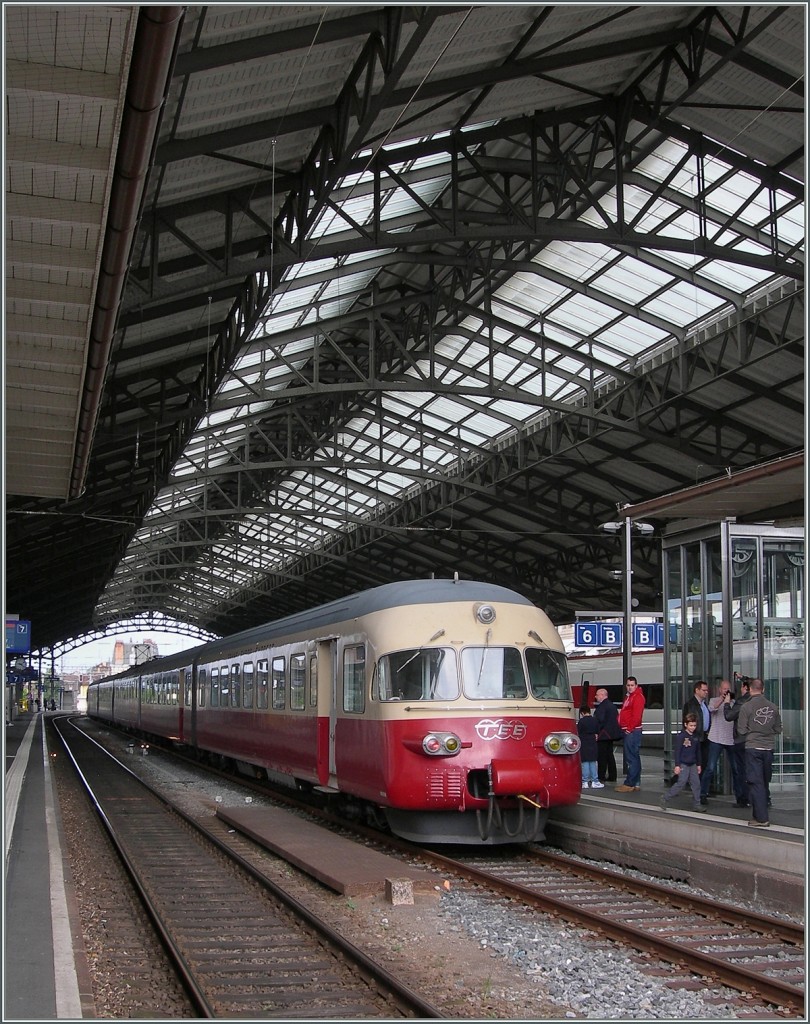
577,705,602,789
660,713,707,813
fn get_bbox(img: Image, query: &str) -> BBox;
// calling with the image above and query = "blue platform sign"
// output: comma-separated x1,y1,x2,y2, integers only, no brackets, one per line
5,619,31,654
632,623,665,648
574,622,600,647
575,622,623,648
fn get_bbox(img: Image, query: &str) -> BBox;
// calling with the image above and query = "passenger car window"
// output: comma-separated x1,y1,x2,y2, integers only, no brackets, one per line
257,659,269,709
272,656,286,709
290,653,305,710
243,661,254,708
230,664,241,707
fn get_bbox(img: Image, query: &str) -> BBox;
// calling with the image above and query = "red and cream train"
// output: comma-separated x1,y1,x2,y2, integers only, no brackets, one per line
87,578,582,844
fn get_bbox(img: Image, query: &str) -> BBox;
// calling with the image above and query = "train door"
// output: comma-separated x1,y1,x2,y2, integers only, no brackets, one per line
313,636,338,787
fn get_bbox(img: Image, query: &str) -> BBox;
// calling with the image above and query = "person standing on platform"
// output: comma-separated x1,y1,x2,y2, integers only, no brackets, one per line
723,678,752,806
700,679,744,805
577,705,602,789
593,687,621,783
736,678,782,828
682,680,710,802
659,713,707,813
615,676,645,793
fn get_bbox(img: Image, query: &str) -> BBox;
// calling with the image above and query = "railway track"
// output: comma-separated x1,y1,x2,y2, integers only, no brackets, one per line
52,717,442,1019
417,846,805,1016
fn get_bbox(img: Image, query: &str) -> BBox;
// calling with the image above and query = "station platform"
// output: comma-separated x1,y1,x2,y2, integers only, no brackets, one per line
4,711,90,1021
4,712,806,1019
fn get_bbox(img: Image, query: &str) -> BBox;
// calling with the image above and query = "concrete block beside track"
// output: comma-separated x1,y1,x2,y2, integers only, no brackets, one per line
216,805,440,897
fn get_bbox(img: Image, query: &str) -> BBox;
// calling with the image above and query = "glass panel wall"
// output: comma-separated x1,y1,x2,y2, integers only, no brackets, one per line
761,539,804,783
664,524,804,789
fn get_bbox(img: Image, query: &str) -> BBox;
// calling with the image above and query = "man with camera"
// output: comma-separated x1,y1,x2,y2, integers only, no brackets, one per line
700,679,746,807
723,677,752,807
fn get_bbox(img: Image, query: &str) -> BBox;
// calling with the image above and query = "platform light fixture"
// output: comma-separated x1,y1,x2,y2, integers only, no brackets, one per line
598,519,655,680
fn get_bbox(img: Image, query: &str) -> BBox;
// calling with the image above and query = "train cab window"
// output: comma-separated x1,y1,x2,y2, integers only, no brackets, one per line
376,648,460,701
309,657,318,706
525,648,572,701
230,664,241,707
290,654,305,710
210,667,220,707
243,661,254,709
343,645,365,713
198,668,206,708
461,647,527,700
272,656,286,709
257,659,269,709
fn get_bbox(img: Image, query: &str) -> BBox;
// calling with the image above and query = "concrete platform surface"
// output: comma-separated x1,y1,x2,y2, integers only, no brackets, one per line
216,804,442,897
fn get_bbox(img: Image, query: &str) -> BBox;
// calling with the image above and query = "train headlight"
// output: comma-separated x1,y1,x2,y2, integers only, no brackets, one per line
422,731,462,756
544,732,581,755
474,603,496,624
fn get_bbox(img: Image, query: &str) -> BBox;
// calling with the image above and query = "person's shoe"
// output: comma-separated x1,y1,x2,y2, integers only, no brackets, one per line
591,781,604,789
693,805,708,813
614,784,635,792
632,786,641,791
699,796,708,805
659,795,668,811
735,799,751,807
581,781,590,789
747,820,770,828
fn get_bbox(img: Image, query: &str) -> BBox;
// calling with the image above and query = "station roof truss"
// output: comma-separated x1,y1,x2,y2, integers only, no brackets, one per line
4,4,805,656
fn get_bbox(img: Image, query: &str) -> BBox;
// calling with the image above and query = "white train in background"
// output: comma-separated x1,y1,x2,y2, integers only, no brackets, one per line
567,650,665,736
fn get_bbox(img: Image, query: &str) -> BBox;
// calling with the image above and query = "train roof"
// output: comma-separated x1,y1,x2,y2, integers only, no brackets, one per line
91,578,538,683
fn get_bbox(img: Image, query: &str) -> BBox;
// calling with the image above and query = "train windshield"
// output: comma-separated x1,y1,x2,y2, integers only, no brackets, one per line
461,647,528,699
376,648,460,700
525,648,571,700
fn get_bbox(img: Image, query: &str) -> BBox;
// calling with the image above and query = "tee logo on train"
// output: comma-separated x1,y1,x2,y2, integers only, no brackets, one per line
475,718,527,741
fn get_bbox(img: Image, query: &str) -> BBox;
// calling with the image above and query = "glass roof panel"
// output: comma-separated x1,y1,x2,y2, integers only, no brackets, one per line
102,118,801,619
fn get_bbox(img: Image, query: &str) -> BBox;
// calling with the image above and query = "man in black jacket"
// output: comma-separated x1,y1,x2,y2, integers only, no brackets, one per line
593,687,622,783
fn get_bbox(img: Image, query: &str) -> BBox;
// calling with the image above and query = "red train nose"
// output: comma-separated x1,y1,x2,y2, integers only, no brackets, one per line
489,758,543,795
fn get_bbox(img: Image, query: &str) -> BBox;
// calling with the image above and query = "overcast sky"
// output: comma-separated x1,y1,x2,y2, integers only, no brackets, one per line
58,630,200,670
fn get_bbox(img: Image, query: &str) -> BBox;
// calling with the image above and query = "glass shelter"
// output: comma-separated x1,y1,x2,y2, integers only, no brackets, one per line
663,522,804,789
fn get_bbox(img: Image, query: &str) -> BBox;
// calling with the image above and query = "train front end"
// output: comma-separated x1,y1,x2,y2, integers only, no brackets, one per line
371,594,581,844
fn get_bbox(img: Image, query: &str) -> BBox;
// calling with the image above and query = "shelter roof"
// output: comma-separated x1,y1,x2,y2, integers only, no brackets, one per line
4,5,805,655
